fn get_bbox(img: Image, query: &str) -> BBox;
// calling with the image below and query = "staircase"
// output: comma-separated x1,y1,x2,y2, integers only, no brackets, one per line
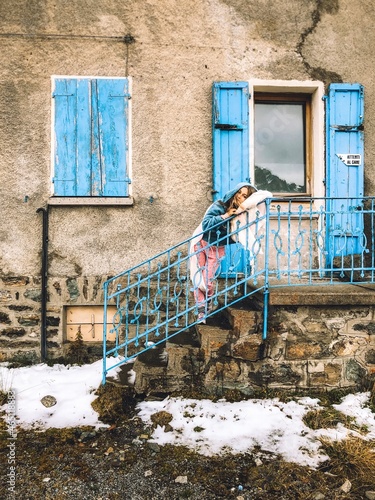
103,196,375,391
102,207,269,385
108,297,265,396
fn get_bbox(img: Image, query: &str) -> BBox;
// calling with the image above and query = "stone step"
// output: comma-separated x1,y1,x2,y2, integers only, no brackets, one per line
166,327,200,347
196,321,265,361
196,324,232,358
129,300,267,393
137,342,168,366
106,359,135,387
224,306,262,336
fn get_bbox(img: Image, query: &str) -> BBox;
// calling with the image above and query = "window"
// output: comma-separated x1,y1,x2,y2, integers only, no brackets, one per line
51,77,132,204
212,80,325,200
254,93,310,194
249,81,325,198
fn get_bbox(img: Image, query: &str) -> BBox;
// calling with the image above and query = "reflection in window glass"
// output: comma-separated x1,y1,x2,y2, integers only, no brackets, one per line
254,103,305,193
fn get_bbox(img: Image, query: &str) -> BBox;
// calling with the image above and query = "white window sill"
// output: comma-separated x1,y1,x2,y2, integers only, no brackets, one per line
48,197,134,206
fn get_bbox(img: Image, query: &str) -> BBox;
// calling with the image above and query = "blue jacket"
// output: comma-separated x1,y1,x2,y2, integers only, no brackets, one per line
201,182,256,245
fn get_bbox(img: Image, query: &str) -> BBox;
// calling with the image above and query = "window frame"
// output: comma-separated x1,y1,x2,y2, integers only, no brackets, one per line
50,75,133,206
249,80,325,199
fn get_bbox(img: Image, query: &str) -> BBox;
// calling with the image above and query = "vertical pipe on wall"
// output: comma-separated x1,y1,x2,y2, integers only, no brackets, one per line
36,206,49,361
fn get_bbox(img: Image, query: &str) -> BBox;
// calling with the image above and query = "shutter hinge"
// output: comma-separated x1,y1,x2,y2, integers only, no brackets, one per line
52,92,74,98
109,93,132,99
214,124,243,130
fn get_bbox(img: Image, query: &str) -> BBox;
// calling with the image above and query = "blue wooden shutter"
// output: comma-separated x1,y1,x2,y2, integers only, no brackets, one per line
213,82,250,197
53,78,130,196
53,78,91,195
325,83,364,263
94,79,130,196
212,82,250,275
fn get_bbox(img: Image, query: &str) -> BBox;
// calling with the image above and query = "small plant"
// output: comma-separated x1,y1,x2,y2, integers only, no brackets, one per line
193,426,205,432
67,326,90,365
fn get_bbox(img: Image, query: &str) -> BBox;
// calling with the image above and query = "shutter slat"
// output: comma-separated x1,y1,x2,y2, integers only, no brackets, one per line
76,80,92,195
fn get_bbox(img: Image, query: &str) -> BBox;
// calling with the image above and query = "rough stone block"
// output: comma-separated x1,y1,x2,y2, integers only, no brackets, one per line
302,320,327,333
308,361,342,387
0,312,11,324
346,319,375,336
232,334,263,361
23,289,41,302
324,318,347,334
345,358,367,384
205,359,242,386
17,314,39,326
226,308,260,336
133,361,167,393
0,339,39,349
198,325,231,358
248,361,303,387
46,316,60,327
332,338,366,357
165,344,200,375
1,327,26,337
0,290,12,302
286,341,322,359
365,349,375,365
3,276,30,286
308,361,325,373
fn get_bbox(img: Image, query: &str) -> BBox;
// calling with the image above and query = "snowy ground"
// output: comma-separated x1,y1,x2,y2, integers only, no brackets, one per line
1,359,374,469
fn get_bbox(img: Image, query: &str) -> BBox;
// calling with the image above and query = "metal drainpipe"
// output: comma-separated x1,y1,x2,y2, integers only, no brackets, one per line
36,206,49,361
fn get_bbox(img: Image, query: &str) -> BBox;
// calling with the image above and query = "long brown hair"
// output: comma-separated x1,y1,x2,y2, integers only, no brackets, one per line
227,185,257,210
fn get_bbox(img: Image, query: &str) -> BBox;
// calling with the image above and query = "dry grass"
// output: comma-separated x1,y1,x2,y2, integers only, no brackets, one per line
319,436,375,487
369,380,375,413
303,406,369,434
0,391,7,407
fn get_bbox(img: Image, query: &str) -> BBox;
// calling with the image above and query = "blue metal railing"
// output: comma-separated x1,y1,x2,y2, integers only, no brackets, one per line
102,196,375,383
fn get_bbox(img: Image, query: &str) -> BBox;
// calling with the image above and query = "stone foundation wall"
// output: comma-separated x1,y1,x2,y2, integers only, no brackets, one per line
133,304,375,394
0,274,42,363
0,273,107,363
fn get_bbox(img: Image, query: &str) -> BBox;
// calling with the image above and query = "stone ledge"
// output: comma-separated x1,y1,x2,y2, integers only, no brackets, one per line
48,196,134,206
267,284,375,306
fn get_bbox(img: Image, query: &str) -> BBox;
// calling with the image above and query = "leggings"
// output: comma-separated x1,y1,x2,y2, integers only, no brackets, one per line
193,240,225,309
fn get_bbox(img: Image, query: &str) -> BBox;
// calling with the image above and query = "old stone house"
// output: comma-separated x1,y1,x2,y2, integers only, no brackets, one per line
1,0,375,393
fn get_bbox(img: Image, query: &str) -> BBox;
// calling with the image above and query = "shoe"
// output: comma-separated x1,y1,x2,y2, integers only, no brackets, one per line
197,312,206,324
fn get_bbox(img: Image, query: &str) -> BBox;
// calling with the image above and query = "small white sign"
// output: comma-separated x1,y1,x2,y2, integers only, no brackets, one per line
336,153,361,166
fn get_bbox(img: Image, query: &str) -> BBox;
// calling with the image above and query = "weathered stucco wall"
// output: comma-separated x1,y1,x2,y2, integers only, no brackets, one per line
1,0,375,362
